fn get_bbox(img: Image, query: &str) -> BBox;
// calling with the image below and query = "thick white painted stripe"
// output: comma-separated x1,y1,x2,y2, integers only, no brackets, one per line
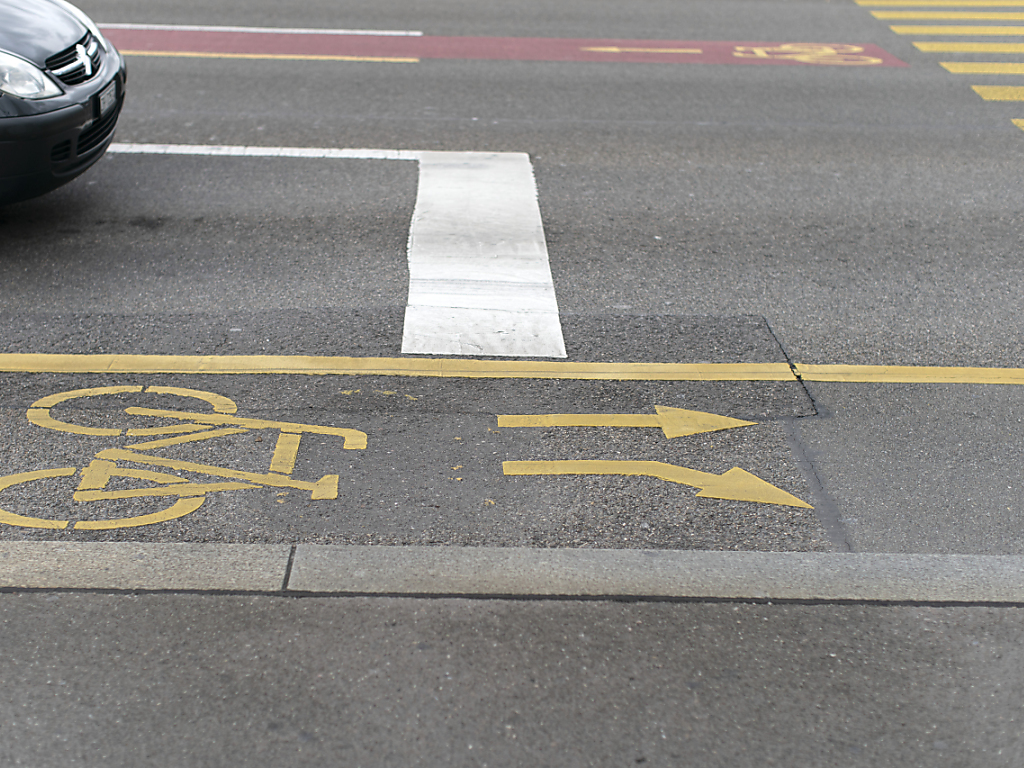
403,152,566,357
99,23,423,36
107,142,417,161
107,143,567,358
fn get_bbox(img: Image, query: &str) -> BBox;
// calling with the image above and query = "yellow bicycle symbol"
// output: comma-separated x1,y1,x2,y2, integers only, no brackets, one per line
733,44,883,66
0,385,366,530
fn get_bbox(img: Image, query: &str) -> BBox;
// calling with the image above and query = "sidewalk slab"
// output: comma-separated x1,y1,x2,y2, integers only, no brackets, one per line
0,543,290,591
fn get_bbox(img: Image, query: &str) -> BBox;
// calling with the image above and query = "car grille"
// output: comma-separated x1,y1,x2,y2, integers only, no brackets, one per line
45,32,102,85
77,93,121,156
50,140,72,164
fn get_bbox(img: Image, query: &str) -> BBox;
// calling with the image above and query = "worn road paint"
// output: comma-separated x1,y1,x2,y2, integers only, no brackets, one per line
503,460,812,508
972,85,1024,99
100,27,906,67
497,406,756,439
402,152,565,358
942,61,1024,73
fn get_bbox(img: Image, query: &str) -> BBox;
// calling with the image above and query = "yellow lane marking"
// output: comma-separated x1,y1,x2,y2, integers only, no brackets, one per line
796,364,1024,383
269,432,303,474
5,354,1024,385
941,61,1024,71
973,84,1024,98
915,41,1024,50
581,46,703,54
859,1,1024,6
498,406,756,439
503,460,812,508
890,25,1024,33
118,50,419,63
1014,118,1024,129
876,10,1024,18
0,353,795,381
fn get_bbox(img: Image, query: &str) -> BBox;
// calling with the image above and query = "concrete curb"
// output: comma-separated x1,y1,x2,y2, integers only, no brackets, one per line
3,543,1024,602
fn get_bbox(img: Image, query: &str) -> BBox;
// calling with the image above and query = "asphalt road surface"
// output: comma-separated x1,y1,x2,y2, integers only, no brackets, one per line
1,0,1023,765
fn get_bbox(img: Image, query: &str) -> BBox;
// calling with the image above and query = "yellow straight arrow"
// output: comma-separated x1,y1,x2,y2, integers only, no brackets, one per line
504,460,812,508
497,405,755,439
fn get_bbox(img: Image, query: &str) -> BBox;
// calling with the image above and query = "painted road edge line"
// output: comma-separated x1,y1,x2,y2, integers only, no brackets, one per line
0,354,794,381
100,23,423,36
795,364,1024,384
5,543,1024,602
3,354,1024,384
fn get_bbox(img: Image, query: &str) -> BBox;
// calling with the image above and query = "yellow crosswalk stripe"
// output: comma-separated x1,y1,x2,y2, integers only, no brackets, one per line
941,61,1024,72
859,1,1024,6
891,24,1024,33
972,85,1024,98
876,10,1024,18
915,41,1024,50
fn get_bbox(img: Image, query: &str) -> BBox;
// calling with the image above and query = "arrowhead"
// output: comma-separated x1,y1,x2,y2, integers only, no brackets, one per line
695,467,813,508
655,405,757,439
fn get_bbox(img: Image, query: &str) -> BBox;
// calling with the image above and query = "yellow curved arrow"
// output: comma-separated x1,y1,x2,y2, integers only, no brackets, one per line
504,460,812,508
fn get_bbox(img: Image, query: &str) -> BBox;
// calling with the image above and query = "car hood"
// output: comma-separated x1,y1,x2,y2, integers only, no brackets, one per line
0,0,86,67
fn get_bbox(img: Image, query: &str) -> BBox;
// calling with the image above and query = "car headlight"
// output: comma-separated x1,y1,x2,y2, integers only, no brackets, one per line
0,51,63,99
49,0,111,53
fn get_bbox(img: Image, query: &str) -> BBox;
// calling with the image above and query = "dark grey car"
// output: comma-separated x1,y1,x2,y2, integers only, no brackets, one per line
0,0,126,204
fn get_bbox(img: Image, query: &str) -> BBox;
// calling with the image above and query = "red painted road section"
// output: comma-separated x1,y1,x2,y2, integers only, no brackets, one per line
101,28,907,67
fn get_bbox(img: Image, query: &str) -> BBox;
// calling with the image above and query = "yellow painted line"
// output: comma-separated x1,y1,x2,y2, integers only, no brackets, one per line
915,41,1024,50
859,1,1024,6
581,46,703,54
6,354,1024,385
0,354,796,381
973,84,1024,98
118,50,419,63
1014,118,1024,129
941,61,1024,71
796,364,1024,384
876,10,1024,18
890,24,1024,33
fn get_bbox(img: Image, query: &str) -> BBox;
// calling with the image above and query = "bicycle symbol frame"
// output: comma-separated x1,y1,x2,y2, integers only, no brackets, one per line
0,385,366,530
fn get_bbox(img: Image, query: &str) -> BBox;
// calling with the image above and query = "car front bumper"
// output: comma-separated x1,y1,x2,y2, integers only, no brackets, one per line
0,52,126,204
